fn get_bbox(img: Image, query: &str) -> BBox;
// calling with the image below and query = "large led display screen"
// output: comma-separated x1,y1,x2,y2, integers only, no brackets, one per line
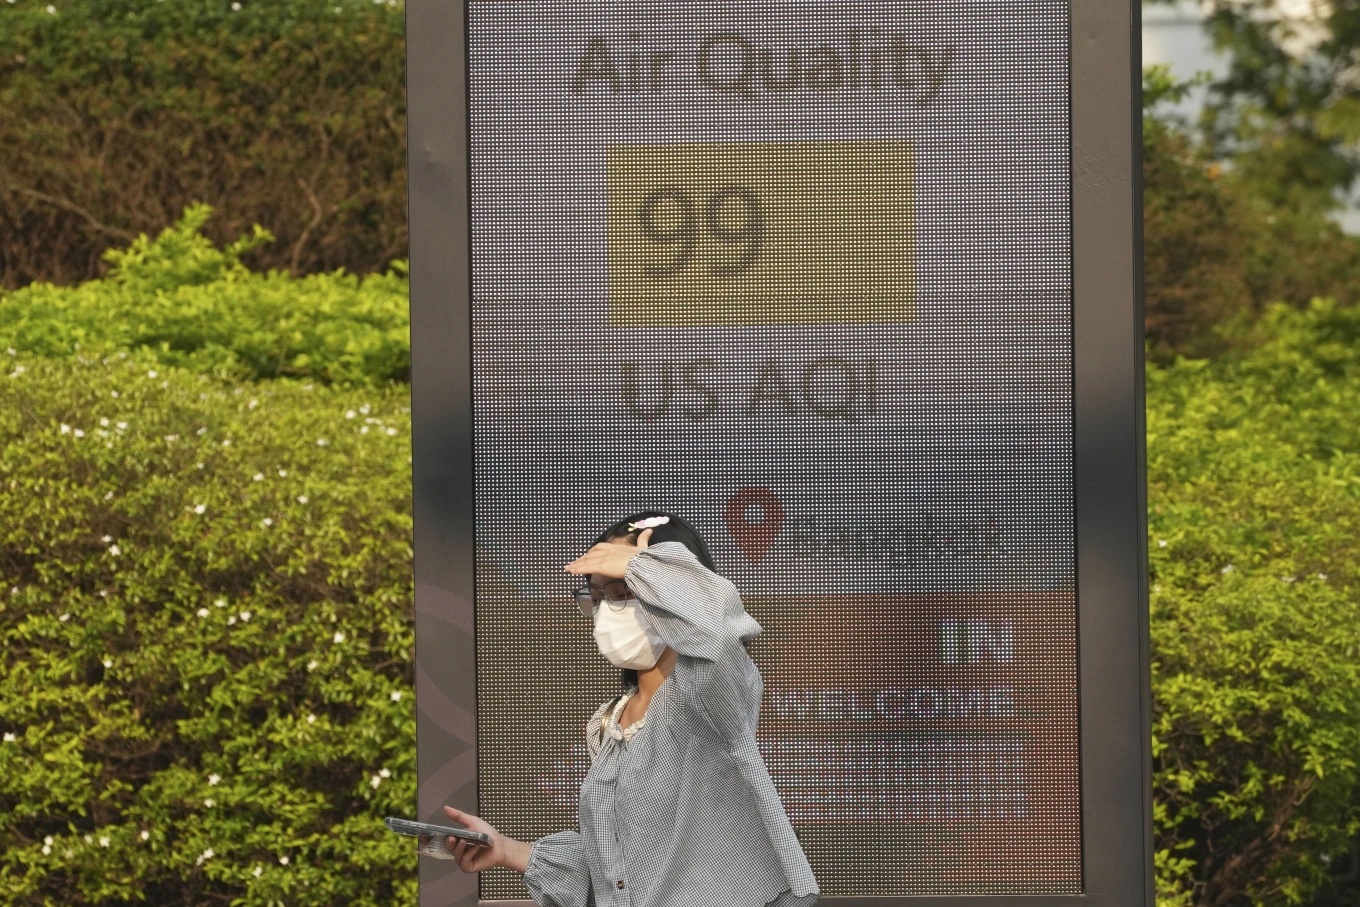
467,0,1078,898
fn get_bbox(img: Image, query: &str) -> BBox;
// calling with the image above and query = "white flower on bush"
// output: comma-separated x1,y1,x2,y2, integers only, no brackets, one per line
9,365,26,377
278,855,290,865
306,713,317,724
370,775,383,789
379,768,391,778
41,844,52,855
101,535,113,543
1156,539,1167,548
333,631,346,644
297,495,308,504
163,434,179,442
215,598,227,608
260,518,273,528
116,421,127,430
386,427,398,436
360,426,369,434
278,469,288,477
196,848,214,865
252,865,263,877
227,616,236,625
73,428,84,438
192,504,206,515
99,836,110,847
140,830,150,841
221,439,232,447
197,608,210,618
3,732,15,742
99,418,109,427
253,473,264,481
360,404,371,414
204,798,215,808
1221,564,1235,574
345,409,357,419
58,613,70,622
390,691,402,702
307,661,318,671
208,773,221,786
248,398,258,409
5,347,13,354
107,544,121,557
316,438,328,446
102,658,112,669
147,369,158,378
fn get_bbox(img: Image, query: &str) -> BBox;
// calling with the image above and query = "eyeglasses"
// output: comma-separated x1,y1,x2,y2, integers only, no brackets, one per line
572,580,633,618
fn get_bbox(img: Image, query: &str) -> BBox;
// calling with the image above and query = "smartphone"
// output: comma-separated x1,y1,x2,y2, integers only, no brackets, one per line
384,817,493,853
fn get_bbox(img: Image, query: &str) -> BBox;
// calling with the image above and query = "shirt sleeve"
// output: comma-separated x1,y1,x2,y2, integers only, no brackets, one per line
523,831,595,907
623,541,763,740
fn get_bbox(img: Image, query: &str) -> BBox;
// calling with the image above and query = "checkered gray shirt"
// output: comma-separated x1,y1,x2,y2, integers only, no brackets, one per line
523,542,820,907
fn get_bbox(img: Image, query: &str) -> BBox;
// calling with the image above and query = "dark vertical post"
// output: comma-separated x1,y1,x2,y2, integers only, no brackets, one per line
1071,0,1153,904
405,1,478,906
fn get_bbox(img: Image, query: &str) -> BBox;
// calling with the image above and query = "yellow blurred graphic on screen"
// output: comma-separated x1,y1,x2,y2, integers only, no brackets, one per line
607,140,914,327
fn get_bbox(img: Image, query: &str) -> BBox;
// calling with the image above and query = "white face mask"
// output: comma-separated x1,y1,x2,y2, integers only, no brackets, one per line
593,599,666,670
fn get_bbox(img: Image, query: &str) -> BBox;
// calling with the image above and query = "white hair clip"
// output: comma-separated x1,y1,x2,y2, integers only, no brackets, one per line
628,515,670,532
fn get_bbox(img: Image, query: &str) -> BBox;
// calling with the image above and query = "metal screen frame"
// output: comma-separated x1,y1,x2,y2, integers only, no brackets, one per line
405,1,1150,905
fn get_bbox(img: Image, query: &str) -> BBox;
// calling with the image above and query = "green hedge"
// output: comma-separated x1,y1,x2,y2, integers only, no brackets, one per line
0,348,418,904
0,0,407,289
0,206,411,388
1148,301,1360,906
4,222,1360,905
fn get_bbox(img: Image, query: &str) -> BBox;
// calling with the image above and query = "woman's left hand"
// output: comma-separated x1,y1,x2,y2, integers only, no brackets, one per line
564,528,651,579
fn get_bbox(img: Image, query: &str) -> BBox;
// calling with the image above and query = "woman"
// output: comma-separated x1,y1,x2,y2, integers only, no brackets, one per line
435,510,819,907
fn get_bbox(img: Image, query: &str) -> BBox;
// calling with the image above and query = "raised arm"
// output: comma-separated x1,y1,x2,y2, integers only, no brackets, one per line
623,541,763,738
564,533,763,739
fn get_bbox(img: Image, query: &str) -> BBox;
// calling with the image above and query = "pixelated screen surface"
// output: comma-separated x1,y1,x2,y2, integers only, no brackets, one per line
467,0,1078,897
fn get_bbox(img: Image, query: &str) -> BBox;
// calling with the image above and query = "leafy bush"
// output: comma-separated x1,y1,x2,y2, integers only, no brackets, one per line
1147,301,1360,906
5,205,1360,905
1142,67,1360,361
0,206,412,388
0,0,407,289
0,349,418,905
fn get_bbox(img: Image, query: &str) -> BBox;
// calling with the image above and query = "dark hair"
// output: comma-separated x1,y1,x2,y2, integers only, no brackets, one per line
592,510,715,691
593,509,716,570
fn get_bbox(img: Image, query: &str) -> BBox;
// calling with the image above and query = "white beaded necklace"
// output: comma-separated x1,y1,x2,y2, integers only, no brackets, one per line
607,687,647,742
